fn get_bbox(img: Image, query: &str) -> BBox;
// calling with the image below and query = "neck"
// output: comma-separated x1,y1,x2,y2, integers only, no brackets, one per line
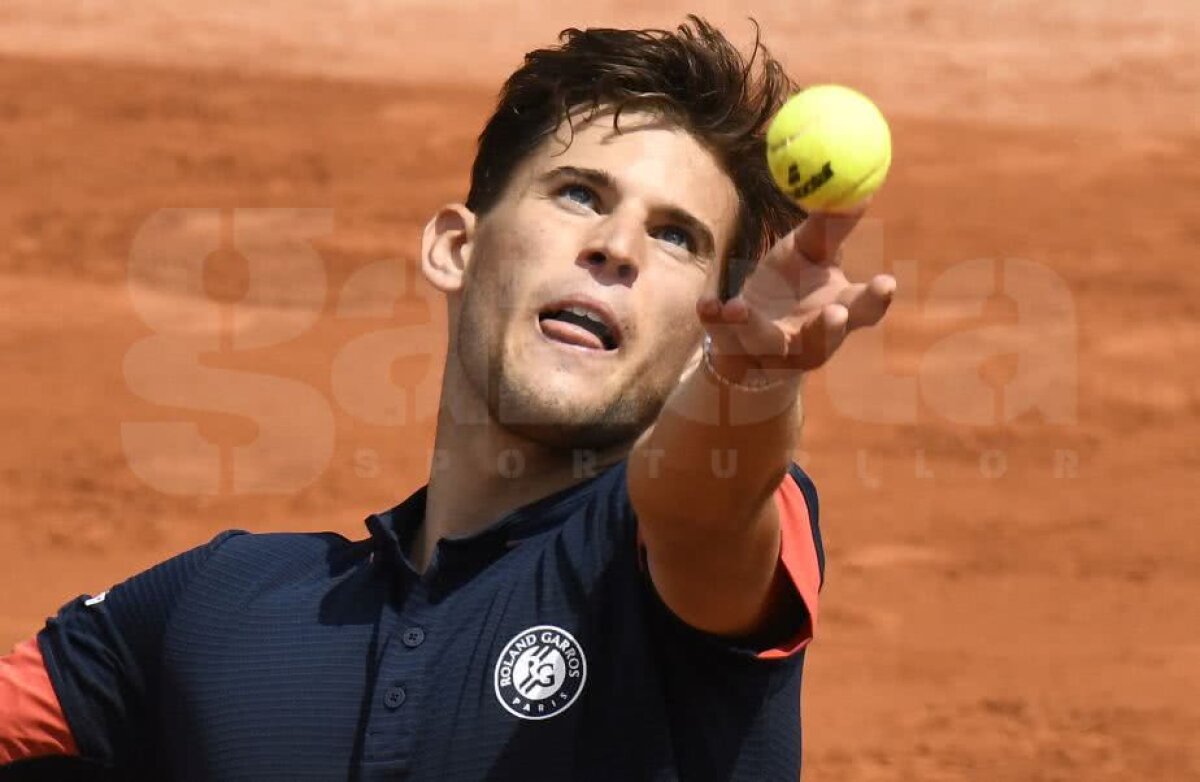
412,353,624,571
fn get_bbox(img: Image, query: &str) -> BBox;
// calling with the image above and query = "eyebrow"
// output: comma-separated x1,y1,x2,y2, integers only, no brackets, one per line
540,165,717,257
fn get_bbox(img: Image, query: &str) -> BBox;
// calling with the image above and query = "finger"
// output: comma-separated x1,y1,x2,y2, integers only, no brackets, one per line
754,208,867,290
696,295,784,360
837,273,897,331
697,292,751,326
796,303,849,370
791,207,867,267
726,296,787,359
696,296,744,360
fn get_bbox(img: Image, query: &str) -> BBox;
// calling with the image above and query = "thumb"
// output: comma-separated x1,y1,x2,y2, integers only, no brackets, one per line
696,294,786,365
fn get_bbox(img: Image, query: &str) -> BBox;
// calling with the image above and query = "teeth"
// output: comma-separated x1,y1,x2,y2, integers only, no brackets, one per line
565,305,605,326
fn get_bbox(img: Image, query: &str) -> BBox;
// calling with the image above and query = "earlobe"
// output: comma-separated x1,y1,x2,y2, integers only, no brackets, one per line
421,204,476,293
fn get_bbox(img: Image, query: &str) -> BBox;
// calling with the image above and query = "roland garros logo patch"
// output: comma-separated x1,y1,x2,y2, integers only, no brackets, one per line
494,625,587,720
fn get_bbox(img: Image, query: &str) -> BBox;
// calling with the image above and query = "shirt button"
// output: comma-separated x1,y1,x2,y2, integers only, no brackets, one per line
402,627,426,648
384,686,406,709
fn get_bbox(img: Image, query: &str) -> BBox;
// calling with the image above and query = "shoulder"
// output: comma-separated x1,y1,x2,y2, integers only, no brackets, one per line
41,529,362,633
202,529,362,569
168,529,371,608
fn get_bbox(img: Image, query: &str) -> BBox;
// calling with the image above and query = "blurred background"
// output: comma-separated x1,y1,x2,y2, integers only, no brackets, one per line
1,1,1197,779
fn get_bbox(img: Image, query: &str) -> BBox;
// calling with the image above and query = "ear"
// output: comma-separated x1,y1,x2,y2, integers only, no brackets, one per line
421,204,476,294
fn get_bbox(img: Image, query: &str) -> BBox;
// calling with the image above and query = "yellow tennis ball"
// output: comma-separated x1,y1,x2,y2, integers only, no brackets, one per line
766,84,892,212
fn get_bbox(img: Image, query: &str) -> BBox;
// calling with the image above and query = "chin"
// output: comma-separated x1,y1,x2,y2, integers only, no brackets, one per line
490,376,658,453
497,417,646,453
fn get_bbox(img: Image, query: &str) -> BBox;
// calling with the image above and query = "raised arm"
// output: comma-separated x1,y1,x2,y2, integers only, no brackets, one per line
627,210,895,638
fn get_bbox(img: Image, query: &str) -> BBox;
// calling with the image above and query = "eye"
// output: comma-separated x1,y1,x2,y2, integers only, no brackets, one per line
558,183,598,210
652,225,695,252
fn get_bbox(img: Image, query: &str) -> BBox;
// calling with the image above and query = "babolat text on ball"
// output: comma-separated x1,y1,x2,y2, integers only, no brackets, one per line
766,84,892,212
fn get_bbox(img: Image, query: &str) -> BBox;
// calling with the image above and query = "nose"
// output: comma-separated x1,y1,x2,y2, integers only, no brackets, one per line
578,212,643,286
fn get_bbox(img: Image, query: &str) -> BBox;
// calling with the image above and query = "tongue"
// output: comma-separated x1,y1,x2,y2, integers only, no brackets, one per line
540,318,606,350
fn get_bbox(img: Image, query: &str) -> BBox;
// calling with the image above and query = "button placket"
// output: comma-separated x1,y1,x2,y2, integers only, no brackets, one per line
363,596,433,766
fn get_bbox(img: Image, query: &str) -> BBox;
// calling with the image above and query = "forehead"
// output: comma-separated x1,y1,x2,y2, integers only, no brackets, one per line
516,110,739,248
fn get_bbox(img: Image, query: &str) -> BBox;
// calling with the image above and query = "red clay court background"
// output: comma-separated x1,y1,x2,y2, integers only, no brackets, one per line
1,2,1197,779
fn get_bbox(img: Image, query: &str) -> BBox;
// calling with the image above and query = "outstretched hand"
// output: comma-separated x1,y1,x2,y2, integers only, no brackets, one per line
697,208,895,381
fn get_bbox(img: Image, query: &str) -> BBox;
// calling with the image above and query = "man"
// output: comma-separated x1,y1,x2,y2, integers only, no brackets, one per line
1,16,893,781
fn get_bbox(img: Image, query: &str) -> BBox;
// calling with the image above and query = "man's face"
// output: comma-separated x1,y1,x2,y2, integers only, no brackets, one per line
453,110,739,450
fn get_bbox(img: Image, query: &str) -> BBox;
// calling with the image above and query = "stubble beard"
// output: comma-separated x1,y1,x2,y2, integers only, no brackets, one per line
455,295,669,453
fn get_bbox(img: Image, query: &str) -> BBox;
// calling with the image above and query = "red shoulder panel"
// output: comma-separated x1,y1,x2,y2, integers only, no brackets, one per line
757,476,822,660
0,637,78,764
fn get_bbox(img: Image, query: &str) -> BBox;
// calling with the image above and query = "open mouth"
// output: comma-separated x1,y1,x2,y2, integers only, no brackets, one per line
537,302,620,352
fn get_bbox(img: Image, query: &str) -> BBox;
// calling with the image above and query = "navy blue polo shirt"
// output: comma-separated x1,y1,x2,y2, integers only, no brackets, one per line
35,459,824,781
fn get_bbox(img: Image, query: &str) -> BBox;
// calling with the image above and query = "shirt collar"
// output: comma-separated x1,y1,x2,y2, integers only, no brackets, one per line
365,461,622,578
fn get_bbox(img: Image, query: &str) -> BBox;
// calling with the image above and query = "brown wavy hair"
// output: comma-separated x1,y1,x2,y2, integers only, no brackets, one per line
465,15,804,265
